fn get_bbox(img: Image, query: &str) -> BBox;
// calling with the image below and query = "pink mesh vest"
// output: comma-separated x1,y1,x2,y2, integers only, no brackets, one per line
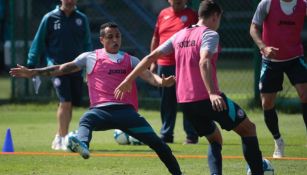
263,0,305,60
172,26,220,103
87,49,138,110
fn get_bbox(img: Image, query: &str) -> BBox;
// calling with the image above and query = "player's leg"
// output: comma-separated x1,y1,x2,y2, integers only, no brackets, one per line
295,83,307,132
56,101,72,150
232,118,263,175
52,76,73,150
181,100,222,175
259,59,284,158
286,57,307,133
215,95,263,175
68,107,114,159
261,93,282,139
158,65,177,143
114,105,182,175
205,127,223,175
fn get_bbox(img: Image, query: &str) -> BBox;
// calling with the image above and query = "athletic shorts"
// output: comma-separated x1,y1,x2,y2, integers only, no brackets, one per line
259,57,307,93
180,94,247,136
79,105,157,145
52,74,83,106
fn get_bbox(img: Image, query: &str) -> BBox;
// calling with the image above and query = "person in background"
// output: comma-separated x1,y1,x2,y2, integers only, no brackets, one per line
115,0,264,174
250,0,307,158
150,0,198,144
10,22,183,175
26,0,92,150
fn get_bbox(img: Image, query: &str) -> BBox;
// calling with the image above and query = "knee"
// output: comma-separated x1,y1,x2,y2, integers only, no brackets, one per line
261,98,275,110
243,121,257,137
235,119,257,137
206,129,223,145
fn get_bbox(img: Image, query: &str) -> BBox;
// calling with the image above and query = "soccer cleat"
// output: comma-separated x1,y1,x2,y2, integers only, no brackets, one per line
273,137,284,158
51,134,62,150
67,136,90,159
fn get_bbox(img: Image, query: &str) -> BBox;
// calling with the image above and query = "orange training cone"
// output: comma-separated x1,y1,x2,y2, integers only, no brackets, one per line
2,128,14,152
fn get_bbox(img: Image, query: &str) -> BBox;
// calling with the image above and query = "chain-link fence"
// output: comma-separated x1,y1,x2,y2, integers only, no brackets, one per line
5,0,302,110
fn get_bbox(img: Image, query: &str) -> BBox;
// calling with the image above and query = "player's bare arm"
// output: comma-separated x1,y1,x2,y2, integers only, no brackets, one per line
199,50,226,112
250,23,279,59
140,70,175,88
10,62,81,78
114,49,165,100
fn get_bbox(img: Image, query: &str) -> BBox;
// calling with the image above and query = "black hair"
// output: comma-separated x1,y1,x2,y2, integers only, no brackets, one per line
198,0,222,19
100,22,118,36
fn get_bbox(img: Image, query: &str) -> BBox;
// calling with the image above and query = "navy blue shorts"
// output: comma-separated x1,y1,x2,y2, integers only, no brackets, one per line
259,57,307,93
81,105,155,134
180,94,247,136
78,105,158,145
52,74,83,106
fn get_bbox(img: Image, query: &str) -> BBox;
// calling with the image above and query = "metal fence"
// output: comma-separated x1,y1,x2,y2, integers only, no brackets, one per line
5,0,302,109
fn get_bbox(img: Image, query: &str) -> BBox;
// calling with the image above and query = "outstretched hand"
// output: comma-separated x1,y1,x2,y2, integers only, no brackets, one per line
114,79,132,100
9,64,34,78
161,74,176,87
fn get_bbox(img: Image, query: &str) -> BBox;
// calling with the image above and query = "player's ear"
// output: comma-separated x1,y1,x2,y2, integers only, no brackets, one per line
99,36,104,44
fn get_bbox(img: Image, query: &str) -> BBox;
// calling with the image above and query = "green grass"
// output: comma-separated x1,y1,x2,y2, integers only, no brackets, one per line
0,104,306,175
0,75,11,99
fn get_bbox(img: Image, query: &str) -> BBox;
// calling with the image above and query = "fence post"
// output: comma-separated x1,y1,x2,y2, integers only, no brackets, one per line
9,0,15,99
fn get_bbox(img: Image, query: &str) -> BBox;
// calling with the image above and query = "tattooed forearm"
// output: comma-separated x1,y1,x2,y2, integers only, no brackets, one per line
61,64,79,73
34,63,79,77
35,65,60,76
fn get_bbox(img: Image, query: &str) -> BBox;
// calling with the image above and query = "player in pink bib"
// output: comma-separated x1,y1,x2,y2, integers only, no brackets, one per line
115,1,264,174
10,22,183,175
250,0,307,158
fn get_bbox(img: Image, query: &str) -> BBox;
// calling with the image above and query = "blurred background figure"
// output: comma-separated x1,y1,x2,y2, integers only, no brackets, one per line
26,0,92,150
150,0,199,144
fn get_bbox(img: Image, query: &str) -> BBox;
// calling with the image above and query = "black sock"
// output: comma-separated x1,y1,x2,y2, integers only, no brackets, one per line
242,137,263,175
264,108,281,139
302,103,307,132
207,142,222,175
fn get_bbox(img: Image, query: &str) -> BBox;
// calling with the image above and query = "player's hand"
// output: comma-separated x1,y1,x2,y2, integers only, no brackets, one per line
114,79,132,100
209,93,227,112
9,64,34,78
161,74,176,87
260,46,279,59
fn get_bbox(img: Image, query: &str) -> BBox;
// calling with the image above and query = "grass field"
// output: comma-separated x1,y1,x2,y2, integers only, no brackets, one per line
0,103,306,175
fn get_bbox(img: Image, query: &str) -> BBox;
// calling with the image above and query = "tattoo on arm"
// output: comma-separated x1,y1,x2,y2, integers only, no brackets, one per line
62,64,79,73
36,66,59,76
36,64,79,76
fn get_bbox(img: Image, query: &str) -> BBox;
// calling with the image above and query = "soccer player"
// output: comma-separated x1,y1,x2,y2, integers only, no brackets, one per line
26,0,92,150
10,22,182,175
150,0,199,144
250,0,307,158
115,1,264,174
